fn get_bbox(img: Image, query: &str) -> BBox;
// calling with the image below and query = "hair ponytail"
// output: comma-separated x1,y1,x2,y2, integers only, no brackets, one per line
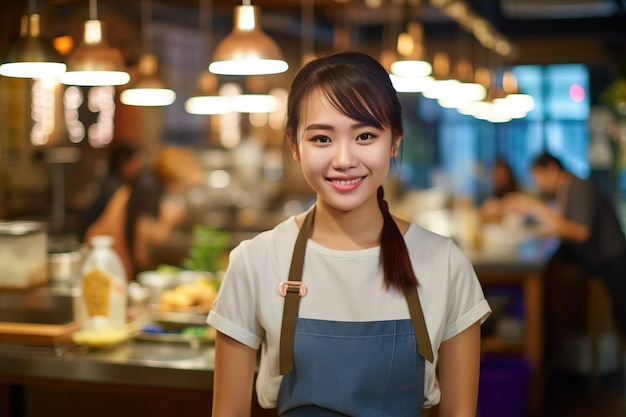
377,186,418,292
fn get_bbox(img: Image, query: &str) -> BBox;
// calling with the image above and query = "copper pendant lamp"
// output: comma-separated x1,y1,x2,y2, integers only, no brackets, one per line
61,0,130,86
208,1,288,76
0,9,66,79
120,0,175,106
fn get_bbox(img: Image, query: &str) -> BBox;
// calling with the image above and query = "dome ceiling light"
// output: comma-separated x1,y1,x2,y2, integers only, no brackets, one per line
61,0,130,86
0,1,66,79
208,1,288,76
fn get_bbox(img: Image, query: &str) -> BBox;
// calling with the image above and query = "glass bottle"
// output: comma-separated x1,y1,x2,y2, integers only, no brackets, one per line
77,235,127,332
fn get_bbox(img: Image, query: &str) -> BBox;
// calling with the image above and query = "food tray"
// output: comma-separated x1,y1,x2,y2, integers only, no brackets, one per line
150,310,210,327
134,327,216,344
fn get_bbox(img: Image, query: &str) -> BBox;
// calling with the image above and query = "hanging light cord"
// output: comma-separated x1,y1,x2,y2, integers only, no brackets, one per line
301,0,314,58
141,0,153,55
89,0,98,20
28,0,37,15
198,0,212,72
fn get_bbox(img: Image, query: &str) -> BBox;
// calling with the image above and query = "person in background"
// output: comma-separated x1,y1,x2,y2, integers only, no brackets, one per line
79,142,145,241
208,51,491,417
84,145,203,280
505,151,626,363
480,158,521,224
125,145,204,276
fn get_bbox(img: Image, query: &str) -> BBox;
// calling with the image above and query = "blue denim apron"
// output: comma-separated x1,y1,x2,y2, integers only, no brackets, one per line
277,207,433,416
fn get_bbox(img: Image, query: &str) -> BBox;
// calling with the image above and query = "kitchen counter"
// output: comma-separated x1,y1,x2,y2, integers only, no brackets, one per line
0,285,278,417
0,246,551,417
0,339,215,391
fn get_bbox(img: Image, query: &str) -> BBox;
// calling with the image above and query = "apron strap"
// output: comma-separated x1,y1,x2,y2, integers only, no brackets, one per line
279,207,315,375
279,206,434,375
405,289,434,363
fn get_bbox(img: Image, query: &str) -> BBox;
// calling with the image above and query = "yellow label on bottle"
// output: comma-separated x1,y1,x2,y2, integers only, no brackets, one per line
81,268,112,317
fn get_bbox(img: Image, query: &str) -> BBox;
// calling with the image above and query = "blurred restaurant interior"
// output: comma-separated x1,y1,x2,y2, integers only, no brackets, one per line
1,0,626,416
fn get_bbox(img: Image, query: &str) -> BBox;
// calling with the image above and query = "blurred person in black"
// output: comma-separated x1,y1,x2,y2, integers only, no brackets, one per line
506,151,626,365
79,142,145,241
84,145,203,280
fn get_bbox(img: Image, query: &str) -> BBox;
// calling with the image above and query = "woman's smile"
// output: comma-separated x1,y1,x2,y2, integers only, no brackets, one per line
327,176,365,191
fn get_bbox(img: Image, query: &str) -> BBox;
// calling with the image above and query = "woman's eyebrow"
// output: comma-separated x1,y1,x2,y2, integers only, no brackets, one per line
304,123,333,131
304,122,370,131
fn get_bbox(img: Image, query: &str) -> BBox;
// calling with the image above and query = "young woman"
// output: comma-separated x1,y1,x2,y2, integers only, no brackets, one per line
208,51,491,417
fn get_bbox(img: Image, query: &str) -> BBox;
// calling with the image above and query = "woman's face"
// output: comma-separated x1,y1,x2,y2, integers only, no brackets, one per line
292,88,400,213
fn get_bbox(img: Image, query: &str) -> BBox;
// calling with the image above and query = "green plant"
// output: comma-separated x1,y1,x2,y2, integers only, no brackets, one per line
183,225,230,272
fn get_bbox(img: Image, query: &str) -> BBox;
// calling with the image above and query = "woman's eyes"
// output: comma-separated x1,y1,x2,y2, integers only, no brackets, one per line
357,133,375,141
312,135,331,143
309,132,376,143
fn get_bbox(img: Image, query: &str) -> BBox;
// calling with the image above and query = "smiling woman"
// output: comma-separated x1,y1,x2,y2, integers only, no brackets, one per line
207,51,491,417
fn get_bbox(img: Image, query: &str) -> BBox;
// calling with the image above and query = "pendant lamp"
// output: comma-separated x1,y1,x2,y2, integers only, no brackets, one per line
208,1,288,76
185,0,234,115
0,10,66,78
61,0,130,86
120,0,175,106
437,58,486,108
390,23,432,78
421,52,459,100
185,71,234,115
120,54,176,106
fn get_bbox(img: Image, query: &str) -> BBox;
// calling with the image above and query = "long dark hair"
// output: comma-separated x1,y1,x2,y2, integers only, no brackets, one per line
285,51,418,292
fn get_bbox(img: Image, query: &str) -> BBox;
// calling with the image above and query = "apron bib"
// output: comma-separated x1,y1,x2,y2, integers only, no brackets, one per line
277,207,433,416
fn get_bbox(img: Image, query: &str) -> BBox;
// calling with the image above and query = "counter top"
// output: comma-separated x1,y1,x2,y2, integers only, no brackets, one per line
0,339,215,391
0,284,216,391
0,248,551,398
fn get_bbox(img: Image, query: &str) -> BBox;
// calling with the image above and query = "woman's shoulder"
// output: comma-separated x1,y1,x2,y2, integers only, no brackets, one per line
405,221,454,247
236,216,299,254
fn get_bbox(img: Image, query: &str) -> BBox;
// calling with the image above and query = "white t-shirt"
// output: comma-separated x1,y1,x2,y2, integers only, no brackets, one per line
208,216,491,409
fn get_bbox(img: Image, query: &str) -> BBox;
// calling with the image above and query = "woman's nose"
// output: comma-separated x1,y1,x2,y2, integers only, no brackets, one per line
332,142,357,169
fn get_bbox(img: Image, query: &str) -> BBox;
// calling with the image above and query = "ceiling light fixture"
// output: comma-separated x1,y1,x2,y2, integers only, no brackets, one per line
120,0,175,106
437,56,486,109
61,0,130,86
390,22,432,78
0,0,66,79
185,0,233,115
208,0,288,76
422,52,459,100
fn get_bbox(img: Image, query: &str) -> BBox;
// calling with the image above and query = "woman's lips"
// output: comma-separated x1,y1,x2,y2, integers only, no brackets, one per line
327,176,365,191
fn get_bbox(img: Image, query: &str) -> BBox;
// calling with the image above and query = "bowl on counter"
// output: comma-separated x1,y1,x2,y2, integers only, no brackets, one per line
136,269,218,313
48,250,84,286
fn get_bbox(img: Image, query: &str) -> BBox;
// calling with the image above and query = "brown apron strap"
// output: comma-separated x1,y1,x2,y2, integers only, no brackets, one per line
406,288,434,363
279,206,434,375
279,207,315,375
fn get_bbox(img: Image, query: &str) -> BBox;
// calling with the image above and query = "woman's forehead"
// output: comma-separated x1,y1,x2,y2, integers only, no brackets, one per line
298,88,344,124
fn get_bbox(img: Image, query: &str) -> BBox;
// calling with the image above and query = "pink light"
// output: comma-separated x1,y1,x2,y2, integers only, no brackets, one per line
569,84,585,102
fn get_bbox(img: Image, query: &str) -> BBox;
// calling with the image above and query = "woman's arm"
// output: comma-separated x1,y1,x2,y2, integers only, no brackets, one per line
437,321,481,417
212,331,258,417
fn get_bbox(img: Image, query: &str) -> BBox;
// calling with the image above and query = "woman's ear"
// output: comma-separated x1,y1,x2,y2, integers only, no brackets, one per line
391,136,403,157
287,133,300,161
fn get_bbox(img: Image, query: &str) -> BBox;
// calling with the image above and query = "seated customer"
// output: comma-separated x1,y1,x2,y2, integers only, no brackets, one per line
480,158,522,224
505,151,626,358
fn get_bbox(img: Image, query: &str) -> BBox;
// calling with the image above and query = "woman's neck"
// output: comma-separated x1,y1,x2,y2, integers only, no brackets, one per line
307,200,384,250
